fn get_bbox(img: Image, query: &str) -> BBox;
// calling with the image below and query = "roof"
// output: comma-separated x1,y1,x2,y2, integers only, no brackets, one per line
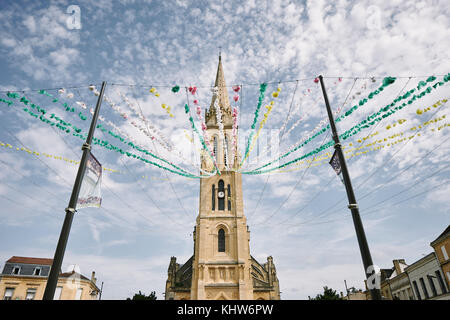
380,268,394,282
59,271,100,291
6,256,53,265
389,263,408,280
59,271,90,281
430,225,450,246
404,252,437,272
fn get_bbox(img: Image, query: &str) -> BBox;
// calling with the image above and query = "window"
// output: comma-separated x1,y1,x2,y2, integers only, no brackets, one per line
33,267,41,276
26,288,37,300
227,184,231,211
408,287,414,300
419,277,429,299
413,281,421,300
224,135,229,166
218,229,225,252
213,136,218,161
212,184,215,211
54,287,62,300
218,180,225,211
75,288,83,300
441,245,449,260
427,275,437,297
12,266,20,275
436,271,447,294
3,288,14,300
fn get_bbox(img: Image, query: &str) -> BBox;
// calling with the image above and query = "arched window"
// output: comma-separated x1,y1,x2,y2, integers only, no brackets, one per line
212,184,215,211
218,228,225,252
227,184,231,211
213,136,218,161
218,180,225,210
224,135,229,166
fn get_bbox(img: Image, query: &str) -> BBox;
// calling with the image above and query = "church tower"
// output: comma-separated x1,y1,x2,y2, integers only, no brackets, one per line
165,56,280,300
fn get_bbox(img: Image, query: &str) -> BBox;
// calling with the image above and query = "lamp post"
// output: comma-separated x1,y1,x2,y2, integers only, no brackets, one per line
43,82,107,300
318,75,382,300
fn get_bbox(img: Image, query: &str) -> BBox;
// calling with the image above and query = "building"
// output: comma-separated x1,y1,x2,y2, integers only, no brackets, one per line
380,269,394,300
0,256,100,300
430,225,450,289
405,252,449,300
341,288,367,300
165,56,281,300
387,259,413,300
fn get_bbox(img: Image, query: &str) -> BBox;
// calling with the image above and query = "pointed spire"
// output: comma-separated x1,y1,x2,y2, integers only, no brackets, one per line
214,54,230,107
206,55,232,126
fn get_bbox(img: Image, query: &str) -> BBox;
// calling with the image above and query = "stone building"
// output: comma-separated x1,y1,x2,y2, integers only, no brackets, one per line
430,225,450,289
165,56,280,300
405,252,449,300
0,256,100,300
387,259,414,300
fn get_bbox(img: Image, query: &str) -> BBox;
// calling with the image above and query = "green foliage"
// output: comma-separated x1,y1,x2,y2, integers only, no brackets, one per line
309,286,343,300
126,290,157,300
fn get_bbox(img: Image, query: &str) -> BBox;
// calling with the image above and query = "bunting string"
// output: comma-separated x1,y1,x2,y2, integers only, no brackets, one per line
240,83,267,168
0,140,171,181
255,77,373,166
211,86,230,170
247,74,444,174
2,92,203,178
185,86,219,175
274,116,449,173
243,85,281,166
245,76,397,173
114,89,212,175
193,96,220,173
243,73,449,175
184,102,219,175
231,85,240,167
289,108,447,169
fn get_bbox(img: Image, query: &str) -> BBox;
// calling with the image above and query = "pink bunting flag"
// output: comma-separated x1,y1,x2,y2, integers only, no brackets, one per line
188,86,197,95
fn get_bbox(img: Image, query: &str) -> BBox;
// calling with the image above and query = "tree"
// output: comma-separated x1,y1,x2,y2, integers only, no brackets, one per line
127,290,157,300
309,286,342,300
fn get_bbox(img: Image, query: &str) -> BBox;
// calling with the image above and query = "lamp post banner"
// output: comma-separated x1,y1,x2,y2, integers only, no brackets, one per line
77,152,102,209
329,150,342,175
329,149,344,184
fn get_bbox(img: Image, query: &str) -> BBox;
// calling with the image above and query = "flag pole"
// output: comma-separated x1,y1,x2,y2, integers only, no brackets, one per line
43,81,107,300
318,75,382,300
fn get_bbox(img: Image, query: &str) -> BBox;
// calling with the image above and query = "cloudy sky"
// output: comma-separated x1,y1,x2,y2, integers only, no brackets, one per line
0,0,449,300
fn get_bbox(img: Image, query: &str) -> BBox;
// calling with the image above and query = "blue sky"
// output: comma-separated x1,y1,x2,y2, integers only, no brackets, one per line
0,0,449,300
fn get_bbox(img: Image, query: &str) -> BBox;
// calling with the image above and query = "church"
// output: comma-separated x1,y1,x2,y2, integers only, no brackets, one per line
165,56,281,300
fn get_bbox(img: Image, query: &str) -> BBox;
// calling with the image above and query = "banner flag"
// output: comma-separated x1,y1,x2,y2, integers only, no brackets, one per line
77,152,102,209
329,150,344,184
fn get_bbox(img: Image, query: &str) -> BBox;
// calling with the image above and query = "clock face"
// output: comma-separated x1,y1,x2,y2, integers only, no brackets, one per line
218,191,225,198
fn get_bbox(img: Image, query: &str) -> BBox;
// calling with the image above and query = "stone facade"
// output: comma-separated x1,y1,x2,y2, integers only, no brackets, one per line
388,259,414,300
0,256,100,300
405,252,449,300
165,57,280,300
430,225,450,289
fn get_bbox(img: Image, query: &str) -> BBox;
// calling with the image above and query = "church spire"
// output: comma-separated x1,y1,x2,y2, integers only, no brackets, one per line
206,55,232,127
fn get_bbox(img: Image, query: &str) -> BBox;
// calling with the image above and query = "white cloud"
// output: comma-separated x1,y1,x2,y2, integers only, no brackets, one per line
0,0,449,300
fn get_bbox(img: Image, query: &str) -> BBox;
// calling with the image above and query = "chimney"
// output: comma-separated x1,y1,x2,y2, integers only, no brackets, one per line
91,271,97,284
393,259,405,275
